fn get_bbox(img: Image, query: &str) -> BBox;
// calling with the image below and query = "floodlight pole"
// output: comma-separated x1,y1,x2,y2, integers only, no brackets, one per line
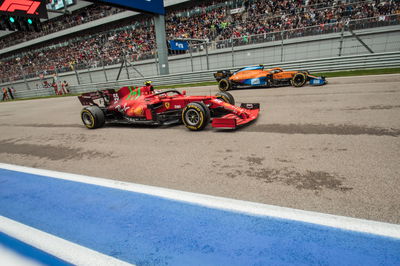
154,15,169,75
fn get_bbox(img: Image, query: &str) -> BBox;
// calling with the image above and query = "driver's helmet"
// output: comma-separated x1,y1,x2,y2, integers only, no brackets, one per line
144,81,152,86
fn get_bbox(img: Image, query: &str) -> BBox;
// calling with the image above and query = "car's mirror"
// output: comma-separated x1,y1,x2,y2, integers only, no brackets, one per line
182,90,187,95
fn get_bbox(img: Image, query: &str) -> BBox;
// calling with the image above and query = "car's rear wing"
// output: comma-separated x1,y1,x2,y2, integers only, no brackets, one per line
78,89,117,106
214,70,232,81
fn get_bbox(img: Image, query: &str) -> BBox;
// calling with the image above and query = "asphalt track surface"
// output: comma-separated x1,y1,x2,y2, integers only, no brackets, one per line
0,74,399,224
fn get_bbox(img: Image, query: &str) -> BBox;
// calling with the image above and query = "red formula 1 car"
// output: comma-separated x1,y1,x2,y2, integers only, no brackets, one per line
78,85,260,131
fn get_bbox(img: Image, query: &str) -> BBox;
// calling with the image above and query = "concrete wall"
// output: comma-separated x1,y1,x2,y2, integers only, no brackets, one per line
3,25,400,98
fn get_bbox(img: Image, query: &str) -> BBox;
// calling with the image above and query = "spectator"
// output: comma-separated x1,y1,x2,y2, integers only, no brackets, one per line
52,82,59,95
2,87,9,101
7,87,14,100
62,80,70,94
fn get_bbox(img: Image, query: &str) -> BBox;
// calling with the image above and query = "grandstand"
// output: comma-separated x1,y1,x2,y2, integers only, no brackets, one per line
0,0,399,89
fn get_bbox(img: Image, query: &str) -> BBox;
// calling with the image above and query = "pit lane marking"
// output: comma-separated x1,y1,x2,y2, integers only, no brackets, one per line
1,163,399,239
0,216,132,266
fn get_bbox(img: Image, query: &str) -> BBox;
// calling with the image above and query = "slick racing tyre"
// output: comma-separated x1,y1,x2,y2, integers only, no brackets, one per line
291,72,307,87
182,102,210,131
81,106,105,129
216,91,235,105
218,79,231,91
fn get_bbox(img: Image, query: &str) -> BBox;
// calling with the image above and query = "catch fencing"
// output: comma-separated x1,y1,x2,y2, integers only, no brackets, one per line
11,51,400,98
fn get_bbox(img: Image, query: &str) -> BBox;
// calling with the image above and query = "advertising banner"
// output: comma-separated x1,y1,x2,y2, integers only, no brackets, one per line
169,40,189,51
96,0,164,15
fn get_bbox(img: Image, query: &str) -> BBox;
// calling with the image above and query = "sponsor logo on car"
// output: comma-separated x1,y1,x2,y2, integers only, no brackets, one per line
251,78,261,85
116,103,130,113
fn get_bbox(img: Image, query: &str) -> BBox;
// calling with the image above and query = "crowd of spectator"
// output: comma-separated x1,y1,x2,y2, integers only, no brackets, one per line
1,0,399,83
166,0,399,42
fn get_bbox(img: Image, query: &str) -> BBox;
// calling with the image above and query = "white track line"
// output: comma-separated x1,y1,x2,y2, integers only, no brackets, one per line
0,216,133,266
1,163,400,239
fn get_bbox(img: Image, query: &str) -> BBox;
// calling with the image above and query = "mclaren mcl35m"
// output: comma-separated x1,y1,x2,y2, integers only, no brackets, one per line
214,65,327,91
78,85,260,131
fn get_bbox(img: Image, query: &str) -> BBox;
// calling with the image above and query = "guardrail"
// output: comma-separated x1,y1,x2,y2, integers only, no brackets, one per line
14,51,400,98
70,51,400,92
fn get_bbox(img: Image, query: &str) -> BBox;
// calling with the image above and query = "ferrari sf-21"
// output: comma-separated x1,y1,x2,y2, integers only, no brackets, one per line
78,85,260,131
214,65,327,91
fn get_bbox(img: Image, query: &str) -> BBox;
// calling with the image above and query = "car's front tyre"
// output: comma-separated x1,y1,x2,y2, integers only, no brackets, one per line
291,72,307,87
182,102,210,131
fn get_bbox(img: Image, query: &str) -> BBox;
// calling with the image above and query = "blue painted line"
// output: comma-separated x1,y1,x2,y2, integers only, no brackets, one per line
0,232,72,266
0,168,400,265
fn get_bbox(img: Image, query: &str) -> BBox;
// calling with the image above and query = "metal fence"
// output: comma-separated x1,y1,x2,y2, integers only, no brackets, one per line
4,40,400,99
8,51,397,99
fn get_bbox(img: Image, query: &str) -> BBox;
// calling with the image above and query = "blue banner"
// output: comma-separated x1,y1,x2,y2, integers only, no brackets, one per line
169,40,189,51
97,0,164,15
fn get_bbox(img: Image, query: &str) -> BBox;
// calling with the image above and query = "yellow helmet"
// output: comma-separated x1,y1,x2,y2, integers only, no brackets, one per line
144,81,152,86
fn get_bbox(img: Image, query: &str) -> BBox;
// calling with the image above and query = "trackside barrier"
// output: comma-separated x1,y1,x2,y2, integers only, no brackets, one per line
10,51,400,98
68,51,400,94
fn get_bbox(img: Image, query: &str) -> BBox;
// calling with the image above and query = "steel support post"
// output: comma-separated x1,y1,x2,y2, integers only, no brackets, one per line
154,15,170,75
155,51,160,76
338,26,345,56
125,56,130,80
87,66,93,83
101,58,108,82
281,31,284,62
231,39,235,67
189,43,194,72
19,64,30,90
205,43,210,70
74,67,81,85
348,27,374,53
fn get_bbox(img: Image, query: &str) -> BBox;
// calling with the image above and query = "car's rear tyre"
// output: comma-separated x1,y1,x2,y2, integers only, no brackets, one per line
291,72,307,87
81,106,105,129
216,91,235,105
218,79,231,91
182,102,210,131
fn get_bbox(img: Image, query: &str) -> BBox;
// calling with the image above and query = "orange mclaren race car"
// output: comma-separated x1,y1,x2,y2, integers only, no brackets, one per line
214,65,327,91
